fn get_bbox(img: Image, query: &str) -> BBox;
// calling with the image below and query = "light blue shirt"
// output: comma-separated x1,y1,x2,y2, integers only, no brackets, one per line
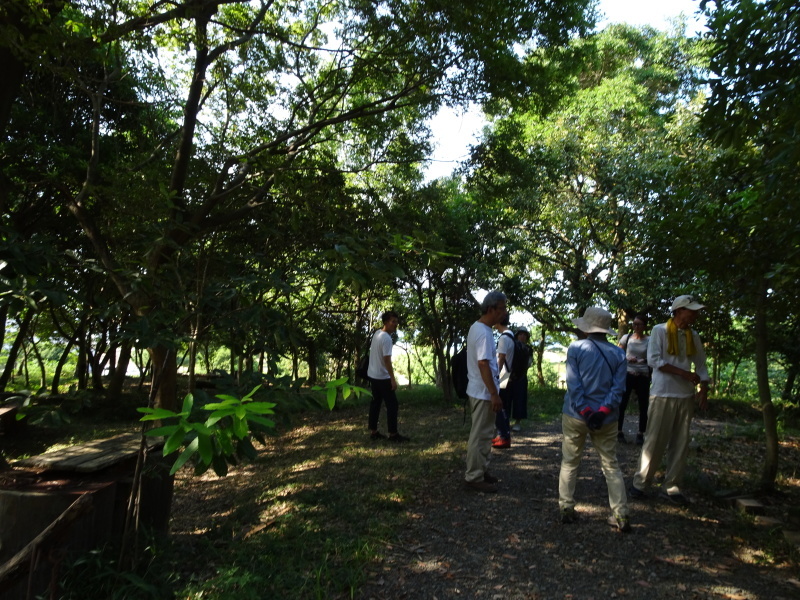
562,335,627,425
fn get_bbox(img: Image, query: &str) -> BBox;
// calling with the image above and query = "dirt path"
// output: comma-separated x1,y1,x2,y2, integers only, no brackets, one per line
357,417,800,600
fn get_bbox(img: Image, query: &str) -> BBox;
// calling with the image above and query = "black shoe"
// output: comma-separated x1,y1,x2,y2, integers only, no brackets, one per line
607,514,632,533
659,490,689,506
483,472,499,484
629,485,647,500
370,431,386,440
636,433,644,445
560,507,577,524
388,433,410,442
617,431,627,444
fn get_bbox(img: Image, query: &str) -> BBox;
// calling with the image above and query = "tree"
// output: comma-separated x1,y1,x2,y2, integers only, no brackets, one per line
699,0,800,490
2,0,596,411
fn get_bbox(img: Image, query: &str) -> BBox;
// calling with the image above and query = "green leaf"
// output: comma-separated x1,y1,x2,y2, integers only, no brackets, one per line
169,437,199,475
181,394,194,416
326,387,336,409
163,428,185,456
144,425,177,438
197,433,213,465
138,408,178,421
243,401,276,413
246,415,275,429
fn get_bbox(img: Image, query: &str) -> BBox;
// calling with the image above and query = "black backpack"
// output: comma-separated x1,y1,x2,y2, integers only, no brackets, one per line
355,330,376,381
451,345,469,400
502,331,531,381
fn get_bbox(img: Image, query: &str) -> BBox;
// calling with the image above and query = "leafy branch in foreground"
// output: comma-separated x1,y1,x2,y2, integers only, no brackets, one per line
138,379,370,476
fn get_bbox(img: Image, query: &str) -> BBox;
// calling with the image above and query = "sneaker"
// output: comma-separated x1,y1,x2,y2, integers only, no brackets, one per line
388,433,410,443
370,431,386,440
659,490,689,506
560,507,577,524
617,431,627,443
607,514,632,533
628,485,647,500
511,423,522,432
492,437,511,449
636,433,644,445
464,480,498,493
483,472,499,484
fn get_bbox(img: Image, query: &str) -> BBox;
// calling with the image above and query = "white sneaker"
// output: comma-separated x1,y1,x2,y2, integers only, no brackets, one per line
511,424,521,432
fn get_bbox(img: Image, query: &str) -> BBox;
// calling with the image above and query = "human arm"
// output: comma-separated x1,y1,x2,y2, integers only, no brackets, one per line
478,359,503,412
383,354,397,390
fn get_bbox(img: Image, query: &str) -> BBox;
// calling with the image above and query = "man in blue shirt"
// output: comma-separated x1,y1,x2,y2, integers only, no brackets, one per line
559,306,630,532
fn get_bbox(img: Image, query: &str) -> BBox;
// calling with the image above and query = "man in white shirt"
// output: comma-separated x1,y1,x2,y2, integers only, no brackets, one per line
631,295,710,505
367,311,410,442
464,291,507,493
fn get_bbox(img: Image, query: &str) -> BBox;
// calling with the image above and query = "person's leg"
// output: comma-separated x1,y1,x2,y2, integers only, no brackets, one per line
633,396,677,490
384,386,399,435
663,396,696,494
559,414,587,511
592,422,629,517
465,397,495,482
512,377,528,421
618,375,633,433
634,375,651,434
495,388,512,440
367,378,386,432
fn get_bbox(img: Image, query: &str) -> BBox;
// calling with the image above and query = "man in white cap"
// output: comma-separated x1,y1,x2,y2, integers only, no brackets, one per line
630,295,710,505
558,306,630,531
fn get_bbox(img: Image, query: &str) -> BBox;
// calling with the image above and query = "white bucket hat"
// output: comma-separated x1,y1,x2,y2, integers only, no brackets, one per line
572,306,616,335
671,295,705,312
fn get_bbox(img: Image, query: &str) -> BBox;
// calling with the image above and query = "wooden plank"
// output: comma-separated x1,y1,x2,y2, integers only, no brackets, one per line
14,433,158,473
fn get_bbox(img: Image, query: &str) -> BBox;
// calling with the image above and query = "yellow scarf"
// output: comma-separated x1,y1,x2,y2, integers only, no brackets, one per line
666,318,695,356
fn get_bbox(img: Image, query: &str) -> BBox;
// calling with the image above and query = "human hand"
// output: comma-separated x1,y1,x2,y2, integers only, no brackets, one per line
587,406,611,430
491,393,503,413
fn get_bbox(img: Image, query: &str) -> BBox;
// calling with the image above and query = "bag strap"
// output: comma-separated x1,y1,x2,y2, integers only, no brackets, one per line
588,338,615,376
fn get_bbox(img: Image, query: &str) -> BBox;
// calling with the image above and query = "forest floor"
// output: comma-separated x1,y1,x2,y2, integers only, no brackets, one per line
4,388,800,599
166,393,800,600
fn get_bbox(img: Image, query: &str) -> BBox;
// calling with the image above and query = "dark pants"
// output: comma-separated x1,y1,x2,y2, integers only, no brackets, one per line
368,377,399,434
511,376,528,420
495,386,513,439
619,372,651,433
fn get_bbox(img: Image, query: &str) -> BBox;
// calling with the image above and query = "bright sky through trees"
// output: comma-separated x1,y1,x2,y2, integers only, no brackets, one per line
424,0,705,180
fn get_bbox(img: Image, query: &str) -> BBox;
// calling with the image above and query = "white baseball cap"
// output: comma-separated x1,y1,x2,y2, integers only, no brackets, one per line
671,295,705,311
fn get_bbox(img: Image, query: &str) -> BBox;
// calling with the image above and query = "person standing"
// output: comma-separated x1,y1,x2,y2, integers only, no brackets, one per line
463,291,508,493
558,307,630,532
367,310,410,442
511,328,533,432
492,314,515,449
618,313,651,445
630,295,710,505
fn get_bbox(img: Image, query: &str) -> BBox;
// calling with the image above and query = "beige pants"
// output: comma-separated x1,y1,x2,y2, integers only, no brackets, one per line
559,414,628,517
633,395,695,494
465,396,495,483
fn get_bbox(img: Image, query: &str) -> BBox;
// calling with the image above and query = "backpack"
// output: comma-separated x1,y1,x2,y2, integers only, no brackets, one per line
355,330,376,381
451,345,469,400
502,331,531,381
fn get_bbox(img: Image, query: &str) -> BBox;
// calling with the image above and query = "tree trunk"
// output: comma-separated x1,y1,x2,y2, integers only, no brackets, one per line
0,309,33,391
754,279,778,491
536,327,546,386
108,339,133,399
27,334,47,392
307,341,317,384
148,346,178,411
